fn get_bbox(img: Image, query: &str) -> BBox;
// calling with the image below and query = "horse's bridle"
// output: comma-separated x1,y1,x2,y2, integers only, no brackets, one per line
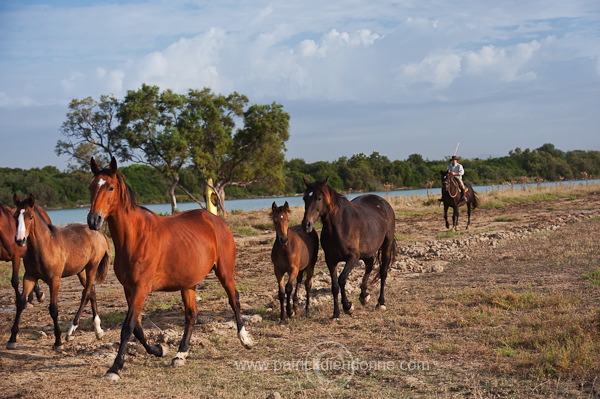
443,173,460,198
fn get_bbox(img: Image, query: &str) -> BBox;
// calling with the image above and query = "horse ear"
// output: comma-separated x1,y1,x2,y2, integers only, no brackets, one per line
110,156,118,174
303,177,311,187
321,177,329,185
27,193,35,205
13,193,19,206
284,201,289,212
272,202,277,211
90,157,100,175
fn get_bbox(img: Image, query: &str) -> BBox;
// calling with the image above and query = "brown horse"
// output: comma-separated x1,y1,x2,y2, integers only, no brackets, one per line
87,157,253,381
271,201,318,322
6,194,110,350
302,179,396,319
441,170,480,230
0,203,50,306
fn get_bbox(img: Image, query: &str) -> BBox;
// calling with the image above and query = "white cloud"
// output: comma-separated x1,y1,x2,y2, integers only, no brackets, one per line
400,53,462,89
464,40,542,82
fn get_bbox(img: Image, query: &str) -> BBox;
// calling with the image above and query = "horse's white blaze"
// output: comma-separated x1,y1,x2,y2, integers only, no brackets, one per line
16,209,26,241
238,326,254,348
308,191,313,197
98,178,106,187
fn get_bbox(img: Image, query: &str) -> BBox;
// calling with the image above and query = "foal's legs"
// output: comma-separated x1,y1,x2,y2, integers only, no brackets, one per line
6,274,36,349
286,268,299,318
292,268,304,316
9,258,42,306
47,277,64,350
275,269,287,321
66,270,103,342
359,258,375,306
172,287,198,367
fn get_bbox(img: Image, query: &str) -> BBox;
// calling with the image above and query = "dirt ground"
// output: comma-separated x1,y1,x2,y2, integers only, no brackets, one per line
0,189,599,398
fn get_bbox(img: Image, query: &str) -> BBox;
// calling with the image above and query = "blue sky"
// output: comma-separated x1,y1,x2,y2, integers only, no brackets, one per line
1,0,599,170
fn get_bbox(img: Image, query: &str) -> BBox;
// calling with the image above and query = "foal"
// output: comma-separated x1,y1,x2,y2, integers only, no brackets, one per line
6,194,110,350
0,203,50,306
271,202,318,322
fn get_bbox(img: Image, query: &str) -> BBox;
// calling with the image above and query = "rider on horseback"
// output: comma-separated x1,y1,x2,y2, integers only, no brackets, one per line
440,155,467,204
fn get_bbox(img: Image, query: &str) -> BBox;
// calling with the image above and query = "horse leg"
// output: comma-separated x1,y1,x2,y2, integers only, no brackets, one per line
286,268,299,318
466,202,472,230
172,288,198,367
377,239,395,311
444,204,450,229
359,258,375,306
304,265,314,316
339,257,358,315
47,278,64,350
32,282,45,303
292,268,304,316
65,271,91,342
453,206,459,231
275,269,286,322
327,259,341,319
214,265,254,349
6,275,36,349
89,285,104,339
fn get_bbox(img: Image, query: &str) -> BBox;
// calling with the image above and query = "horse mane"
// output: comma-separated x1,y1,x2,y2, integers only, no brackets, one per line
98,168,141,212
319,183,347,215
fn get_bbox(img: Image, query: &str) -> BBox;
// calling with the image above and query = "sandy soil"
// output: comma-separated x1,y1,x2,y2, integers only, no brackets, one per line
0,191,598,398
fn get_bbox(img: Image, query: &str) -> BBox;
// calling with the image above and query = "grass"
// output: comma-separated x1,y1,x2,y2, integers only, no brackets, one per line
582,268,600,286
494,216,520,222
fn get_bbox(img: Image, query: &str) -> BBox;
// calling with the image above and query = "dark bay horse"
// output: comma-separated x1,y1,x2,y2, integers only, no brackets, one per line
441,170,480,230
271,201,318,322
302,179,396,319
7,194,110,350
1,203,50,306
87,157,253,381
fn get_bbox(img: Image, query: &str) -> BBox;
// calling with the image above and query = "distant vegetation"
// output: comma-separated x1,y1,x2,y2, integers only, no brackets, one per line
0,143,598,209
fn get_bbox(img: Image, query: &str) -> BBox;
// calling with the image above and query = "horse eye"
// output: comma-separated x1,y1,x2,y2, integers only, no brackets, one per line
108,186,115,192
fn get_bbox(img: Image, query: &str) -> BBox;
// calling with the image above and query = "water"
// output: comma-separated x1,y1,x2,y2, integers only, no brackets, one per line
46,179,599,226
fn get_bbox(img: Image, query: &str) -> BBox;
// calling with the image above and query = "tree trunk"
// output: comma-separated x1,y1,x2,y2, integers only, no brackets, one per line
168,177,179,214
214,183,227,215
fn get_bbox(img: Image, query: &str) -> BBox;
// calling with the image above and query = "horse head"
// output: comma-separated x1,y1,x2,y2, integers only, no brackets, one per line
302,178,332,233
88,156,121,231
271,201,290,245
13,193,36,246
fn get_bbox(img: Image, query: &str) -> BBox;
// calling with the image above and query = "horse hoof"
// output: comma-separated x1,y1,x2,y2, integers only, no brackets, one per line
65,334,73,342
376,304,387,311
238,326,255,349
95,330,105,340
38,293,46,302
172,357,186,367
159,344,169,357
103,372,120,382
26,302,34,309
360,294,371,306
53,344,64,352
343,304,354,315
6,342,17,350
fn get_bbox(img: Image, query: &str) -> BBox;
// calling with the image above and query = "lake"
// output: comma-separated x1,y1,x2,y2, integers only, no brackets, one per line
46,179,598,226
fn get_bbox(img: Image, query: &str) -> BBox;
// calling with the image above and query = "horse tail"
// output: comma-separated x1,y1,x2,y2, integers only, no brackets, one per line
368,235,396,287
96,251,111,285
471,189,480,209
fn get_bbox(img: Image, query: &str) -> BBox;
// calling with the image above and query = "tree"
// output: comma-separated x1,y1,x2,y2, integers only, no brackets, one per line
118,84,189,213
56,95,123,171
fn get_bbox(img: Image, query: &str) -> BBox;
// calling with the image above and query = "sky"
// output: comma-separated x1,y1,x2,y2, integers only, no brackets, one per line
0,0,599,170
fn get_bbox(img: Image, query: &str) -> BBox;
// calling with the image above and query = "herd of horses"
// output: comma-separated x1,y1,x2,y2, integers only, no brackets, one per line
0,157,479,380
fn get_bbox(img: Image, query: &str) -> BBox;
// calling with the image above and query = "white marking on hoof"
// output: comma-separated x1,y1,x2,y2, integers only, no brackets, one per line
93,315,104,340
238,326,254,349
25,302,34,309
6,342,17,350
159,344,169,357
65,322,78,341
38,292,46,302
172,352,188,367
344,304,354,315
103,372,120,382
376,304,387,311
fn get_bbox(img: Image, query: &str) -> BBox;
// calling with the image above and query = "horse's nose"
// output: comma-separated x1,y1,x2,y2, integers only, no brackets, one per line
15,237,26,247
87,212,104,231
278,236,289,245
